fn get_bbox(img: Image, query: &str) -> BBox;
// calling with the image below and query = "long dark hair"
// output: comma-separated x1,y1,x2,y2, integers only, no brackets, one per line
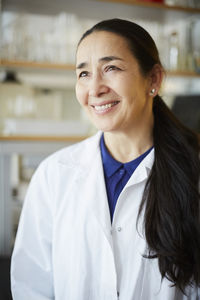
78,18,200,293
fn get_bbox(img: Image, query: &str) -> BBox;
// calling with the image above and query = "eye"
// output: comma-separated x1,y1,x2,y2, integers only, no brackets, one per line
78,71,89,78
105,65,121,72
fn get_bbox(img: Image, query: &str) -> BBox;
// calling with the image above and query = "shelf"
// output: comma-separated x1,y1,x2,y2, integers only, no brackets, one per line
1,60,200,78
0,59,75,71
167,70,200,78
0,135,88,142
98,0,200,13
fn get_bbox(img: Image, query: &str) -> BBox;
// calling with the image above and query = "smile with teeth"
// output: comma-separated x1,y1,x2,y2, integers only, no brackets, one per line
93,101,119,111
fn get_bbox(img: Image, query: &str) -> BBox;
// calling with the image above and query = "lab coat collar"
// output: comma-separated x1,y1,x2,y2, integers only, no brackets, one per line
125,148,154,188
57,130,154,184
58,131,102,174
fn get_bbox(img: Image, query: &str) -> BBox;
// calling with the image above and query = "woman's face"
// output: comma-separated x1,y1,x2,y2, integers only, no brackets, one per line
75,31,153,133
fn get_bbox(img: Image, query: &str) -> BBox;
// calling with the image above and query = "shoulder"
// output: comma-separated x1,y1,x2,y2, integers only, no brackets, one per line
27,131,102,196
37,131,102,173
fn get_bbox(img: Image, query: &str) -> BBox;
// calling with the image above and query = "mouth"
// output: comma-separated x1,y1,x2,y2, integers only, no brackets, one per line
91,101,120,112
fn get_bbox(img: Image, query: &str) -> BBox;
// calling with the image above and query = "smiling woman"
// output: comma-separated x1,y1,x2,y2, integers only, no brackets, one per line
75,31,155,138
11,19,200,300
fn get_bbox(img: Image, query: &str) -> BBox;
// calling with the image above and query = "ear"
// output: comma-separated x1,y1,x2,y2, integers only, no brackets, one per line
148,64,164,97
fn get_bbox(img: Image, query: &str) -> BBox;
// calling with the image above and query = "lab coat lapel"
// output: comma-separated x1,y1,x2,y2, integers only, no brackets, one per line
70,132,113,247
125,148,154,187
112,149,154,227
83,147,113,246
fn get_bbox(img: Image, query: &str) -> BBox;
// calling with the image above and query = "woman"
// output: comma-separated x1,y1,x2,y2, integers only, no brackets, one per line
11,19,200,300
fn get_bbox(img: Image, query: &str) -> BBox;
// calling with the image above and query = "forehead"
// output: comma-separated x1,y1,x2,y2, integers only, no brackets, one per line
76,31,134,64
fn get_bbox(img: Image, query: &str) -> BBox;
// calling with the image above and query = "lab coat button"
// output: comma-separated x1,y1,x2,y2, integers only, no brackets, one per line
117,227,122,232
117,291,120,297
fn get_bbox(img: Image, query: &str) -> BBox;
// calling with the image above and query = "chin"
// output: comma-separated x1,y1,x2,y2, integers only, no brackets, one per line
89,116,120,132
90,120,110,131
96,126,117,133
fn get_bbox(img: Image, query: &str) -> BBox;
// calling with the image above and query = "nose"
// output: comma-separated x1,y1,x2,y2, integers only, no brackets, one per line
88,75,110,97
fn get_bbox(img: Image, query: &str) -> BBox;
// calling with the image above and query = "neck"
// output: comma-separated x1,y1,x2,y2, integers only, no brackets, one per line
104,116,154,163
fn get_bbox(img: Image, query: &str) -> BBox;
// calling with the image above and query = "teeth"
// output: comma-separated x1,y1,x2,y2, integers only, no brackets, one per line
95,103,112,110
94,102,118,111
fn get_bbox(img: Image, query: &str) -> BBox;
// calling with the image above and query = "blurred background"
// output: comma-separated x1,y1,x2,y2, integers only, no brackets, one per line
0,0,200,298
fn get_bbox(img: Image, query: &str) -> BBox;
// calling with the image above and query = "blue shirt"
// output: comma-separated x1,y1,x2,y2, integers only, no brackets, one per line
100,134,153,222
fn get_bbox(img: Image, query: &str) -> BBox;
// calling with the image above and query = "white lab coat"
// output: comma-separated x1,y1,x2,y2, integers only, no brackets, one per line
11,131,199,300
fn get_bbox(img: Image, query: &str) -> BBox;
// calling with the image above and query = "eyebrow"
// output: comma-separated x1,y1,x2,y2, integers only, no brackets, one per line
76,56,124,69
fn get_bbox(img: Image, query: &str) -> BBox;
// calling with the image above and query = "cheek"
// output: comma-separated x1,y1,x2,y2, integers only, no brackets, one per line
75,83,87,106
114,75,134,96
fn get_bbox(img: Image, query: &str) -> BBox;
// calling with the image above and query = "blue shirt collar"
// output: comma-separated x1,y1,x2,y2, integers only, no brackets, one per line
100,134,153,177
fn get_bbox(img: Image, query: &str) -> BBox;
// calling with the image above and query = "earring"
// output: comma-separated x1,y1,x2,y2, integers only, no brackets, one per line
150,88,156,96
